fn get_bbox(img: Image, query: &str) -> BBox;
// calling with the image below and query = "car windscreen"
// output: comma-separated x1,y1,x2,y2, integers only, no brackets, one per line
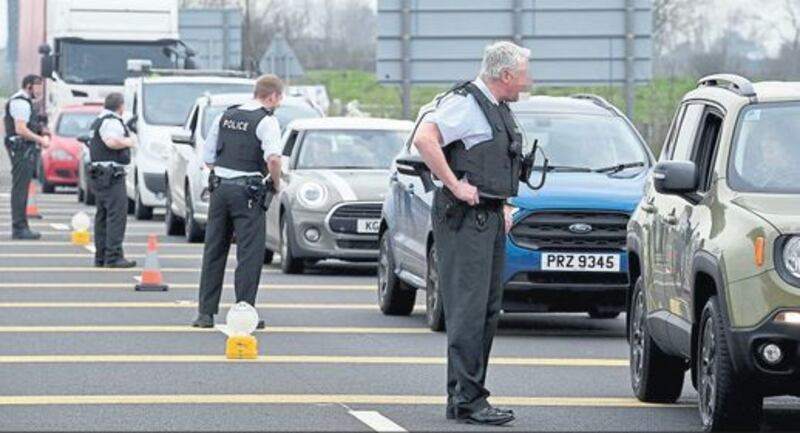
515,114,649,172
143,83,253,127
729,103,800,193
201,102,322,137
296,129,408,169
58,40,176,85
56,112,98,138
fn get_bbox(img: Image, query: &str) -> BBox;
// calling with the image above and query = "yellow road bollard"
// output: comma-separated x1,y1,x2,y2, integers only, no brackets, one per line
226,335,258,359
223,302,260,360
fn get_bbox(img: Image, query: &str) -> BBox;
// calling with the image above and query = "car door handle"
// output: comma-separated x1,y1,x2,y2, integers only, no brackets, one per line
389,173,399,182
406,183,415,195
664,210,678,225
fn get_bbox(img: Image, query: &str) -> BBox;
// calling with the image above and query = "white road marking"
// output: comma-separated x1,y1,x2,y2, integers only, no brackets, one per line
84,245,96,254
49,223,69,231
349,411,407,432
133,276,142,283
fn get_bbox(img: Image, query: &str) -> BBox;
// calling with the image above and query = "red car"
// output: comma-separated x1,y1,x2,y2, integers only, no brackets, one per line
40,104,101,193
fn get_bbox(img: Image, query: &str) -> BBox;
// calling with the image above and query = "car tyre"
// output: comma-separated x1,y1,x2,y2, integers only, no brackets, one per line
377,231,415,316
280,216,304,274
697,296,762,432
629,277,685,403
263,249,274,265
134,184,153,220
425,244,445,332
185,186,205,243
164,185,185,236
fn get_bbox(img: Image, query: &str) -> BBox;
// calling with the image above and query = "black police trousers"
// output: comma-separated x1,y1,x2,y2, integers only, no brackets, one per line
431,189,506,417
197,182,265,315
6,142,36,233
92,171,128,263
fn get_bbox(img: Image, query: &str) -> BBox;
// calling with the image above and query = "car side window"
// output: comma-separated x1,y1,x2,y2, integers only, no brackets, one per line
282,130,300,157
690,109,723,193
669,103,704,161
659,105,685,161
188,107,199,138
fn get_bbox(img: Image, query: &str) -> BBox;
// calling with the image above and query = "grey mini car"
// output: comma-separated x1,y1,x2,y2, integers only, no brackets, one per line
264,117,413,274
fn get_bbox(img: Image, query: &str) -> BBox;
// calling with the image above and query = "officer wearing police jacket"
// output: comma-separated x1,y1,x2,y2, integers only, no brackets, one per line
192,74,283,328
412,41,532,426
3,74,50,239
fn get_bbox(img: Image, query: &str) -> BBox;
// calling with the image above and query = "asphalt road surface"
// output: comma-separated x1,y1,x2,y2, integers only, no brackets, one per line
1,149,798,432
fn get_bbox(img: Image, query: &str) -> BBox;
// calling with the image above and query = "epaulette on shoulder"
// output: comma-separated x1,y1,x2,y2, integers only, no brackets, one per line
449,81,471,96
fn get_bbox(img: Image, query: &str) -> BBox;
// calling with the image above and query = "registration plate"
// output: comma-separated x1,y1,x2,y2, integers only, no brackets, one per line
541,253,620,272
356,219,381,234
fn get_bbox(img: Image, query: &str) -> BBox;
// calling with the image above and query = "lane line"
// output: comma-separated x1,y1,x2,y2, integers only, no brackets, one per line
0,241,205,248
0,302,403,311
0,267,279,273
0,283,373,291
0,253,208,259
0,394,692,408
84,245,96,254
0,354,629,367
0,325,431,334
349,411,407,432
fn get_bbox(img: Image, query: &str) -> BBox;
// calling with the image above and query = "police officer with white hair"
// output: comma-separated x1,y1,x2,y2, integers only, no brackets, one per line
413,41,532,425
3,74,50,239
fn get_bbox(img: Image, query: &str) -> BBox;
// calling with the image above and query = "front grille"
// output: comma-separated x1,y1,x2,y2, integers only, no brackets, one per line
329,203,382,234
336,239,379,250
513,271,629,286
510,211,629,251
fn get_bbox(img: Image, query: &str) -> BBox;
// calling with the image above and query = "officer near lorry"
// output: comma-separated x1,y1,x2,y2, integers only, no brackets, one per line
3,74,50,240
88,92,137,268
192,74,283,328
412,41,532,426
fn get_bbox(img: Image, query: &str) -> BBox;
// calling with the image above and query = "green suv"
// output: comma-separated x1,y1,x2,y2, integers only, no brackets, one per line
626,74,800,431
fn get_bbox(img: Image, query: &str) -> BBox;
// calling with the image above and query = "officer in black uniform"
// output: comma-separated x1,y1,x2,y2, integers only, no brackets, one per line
413,41,532,426
88,92,137,268
3,74,49,239
192,74,283,328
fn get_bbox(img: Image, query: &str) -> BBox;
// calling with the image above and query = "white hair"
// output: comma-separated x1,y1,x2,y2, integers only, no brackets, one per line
479,41,531,80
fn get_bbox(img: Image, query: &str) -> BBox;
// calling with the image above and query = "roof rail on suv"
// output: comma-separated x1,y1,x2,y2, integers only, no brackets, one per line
570,93,613,110
697,74,756,99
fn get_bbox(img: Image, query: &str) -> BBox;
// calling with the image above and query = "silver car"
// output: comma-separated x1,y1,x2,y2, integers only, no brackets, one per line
166,93,323,242
265,117,413,274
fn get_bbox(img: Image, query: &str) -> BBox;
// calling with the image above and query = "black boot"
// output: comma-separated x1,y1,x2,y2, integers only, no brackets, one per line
192,314,214,328
105,258,137,268
12,229,41,240
458,406,515,426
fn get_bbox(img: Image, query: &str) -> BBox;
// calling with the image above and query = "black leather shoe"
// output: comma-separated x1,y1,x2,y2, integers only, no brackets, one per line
12,229,41,240
105,258,137,268
458,407,515,426
449,406,512,420
256,320,265,330
192,314,214,328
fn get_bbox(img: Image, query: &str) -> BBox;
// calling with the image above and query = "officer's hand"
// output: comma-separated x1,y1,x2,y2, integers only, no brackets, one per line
451,179,479,206
503,206,514,233
40,135,51,149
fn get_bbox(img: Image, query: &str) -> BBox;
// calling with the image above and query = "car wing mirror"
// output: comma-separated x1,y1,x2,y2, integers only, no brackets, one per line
395,154,436,192
170,130,194,147
77,134,91,146
653,161,697,195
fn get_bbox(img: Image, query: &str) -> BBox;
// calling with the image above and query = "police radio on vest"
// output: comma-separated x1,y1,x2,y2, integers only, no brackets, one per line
223,119,249,131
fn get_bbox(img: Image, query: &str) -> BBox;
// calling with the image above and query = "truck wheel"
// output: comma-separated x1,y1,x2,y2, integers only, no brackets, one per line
164,187,184,236
377,231,415,316
280,217,304,274
697,296,762,432
425,244,445,332
134,185,153,220
629,277,685,403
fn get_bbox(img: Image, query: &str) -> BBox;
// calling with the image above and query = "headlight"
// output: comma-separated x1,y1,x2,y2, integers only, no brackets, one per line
296,182,328,209
50,149,75,161
782,236,800,279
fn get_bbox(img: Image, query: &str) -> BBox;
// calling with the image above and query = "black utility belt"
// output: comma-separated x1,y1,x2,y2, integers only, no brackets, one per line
218,176,263,187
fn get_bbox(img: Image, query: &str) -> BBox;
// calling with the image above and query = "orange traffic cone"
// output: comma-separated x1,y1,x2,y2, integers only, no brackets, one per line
135,234,169,292
26,182,42,219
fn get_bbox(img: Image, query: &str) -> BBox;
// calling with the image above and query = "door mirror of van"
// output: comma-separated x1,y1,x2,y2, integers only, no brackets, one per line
171,130,194,147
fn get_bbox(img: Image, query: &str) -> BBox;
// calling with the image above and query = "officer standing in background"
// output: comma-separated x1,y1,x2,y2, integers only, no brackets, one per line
3,74,50,240
88,92,137,268
413,41,532,426
192,74,283,328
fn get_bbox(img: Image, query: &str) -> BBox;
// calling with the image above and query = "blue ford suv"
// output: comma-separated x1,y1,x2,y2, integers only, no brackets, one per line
378,94,654,330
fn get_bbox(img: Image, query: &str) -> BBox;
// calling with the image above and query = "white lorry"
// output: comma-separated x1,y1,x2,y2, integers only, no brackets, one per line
28,0,195,115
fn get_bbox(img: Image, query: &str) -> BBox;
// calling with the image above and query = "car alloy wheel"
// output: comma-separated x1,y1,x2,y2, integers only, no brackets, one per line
630,287,646,391
425,245,445,331
699,316,717,428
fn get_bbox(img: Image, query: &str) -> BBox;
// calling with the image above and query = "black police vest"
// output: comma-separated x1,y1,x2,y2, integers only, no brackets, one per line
215,105,272,176
3,93,37,140
89,114,131,165
443,82,522,199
